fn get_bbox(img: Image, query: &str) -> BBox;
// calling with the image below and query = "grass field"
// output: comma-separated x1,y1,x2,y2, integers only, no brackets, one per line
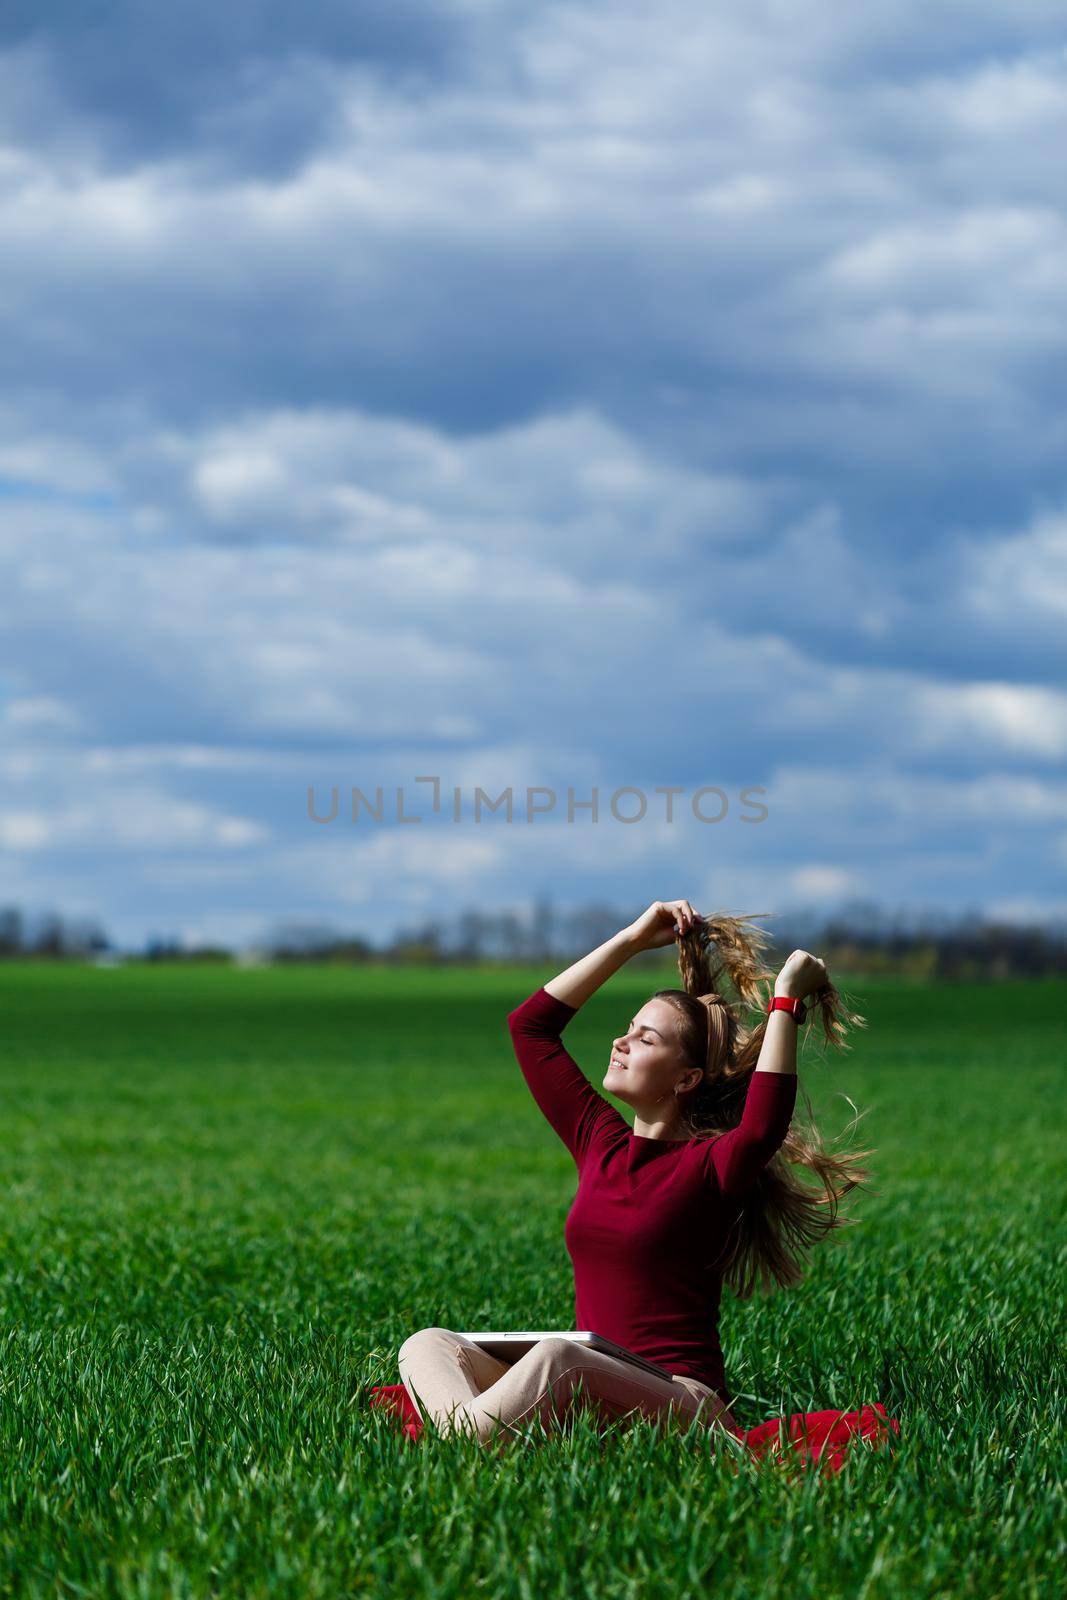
0,961,1063,1599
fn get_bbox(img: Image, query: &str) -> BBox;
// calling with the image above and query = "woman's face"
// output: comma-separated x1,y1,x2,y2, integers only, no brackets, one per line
603,999,696,1110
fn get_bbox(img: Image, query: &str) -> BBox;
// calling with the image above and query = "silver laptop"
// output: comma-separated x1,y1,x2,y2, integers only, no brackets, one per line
458,1330,676,1382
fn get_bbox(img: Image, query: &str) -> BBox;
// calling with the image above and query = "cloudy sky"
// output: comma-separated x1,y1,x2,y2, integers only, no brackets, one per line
1,2,1066,951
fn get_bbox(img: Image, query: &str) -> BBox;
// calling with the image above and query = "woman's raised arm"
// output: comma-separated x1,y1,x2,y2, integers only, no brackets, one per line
506,902,701,1167
542,900,699,1009
702,947,828,1197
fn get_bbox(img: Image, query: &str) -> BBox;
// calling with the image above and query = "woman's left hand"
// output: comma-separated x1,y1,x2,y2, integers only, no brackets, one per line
774,949,830,1000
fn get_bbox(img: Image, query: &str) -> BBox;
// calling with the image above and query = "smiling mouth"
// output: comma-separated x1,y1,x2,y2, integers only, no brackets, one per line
609,1058,627,1071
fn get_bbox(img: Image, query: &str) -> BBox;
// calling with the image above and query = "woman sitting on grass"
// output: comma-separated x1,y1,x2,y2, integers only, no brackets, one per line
398,899,870,1449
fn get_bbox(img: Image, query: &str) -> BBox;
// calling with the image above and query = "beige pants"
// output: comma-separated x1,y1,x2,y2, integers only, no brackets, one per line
397,1327,740,1448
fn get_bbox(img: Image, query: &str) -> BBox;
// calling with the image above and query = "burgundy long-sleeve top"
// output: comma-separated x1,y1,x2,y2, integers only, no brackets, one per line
506,985,797,1401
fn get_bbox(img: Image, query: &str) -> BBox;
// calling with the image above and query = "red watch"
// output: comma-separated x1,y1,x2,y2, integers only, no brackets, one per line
767,995,808,1024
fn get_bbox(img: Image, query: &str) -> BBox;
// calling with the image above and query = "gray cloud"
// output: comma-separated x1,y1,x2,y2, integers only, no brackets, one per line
0,2,475,175
1,1,1065,943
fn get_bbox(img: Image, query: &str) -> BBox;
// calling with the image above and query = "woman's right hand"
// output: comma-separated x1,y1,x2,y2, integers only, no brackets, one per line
627,900,701,952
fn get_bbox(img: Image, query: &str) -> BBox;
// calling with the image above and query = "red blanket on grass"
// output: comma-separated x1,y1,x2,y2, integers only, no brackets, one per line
366,1383,900,1475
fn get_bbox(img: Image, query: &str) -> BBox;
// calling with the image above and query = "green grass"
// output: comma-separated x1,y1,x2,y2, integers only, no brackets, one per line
0,961,1064,1599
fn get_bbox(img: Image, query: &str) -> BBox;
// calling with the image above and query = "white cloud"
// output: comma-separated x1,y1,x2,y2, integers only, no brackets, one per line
982,893,1067,928
80,743,282,774
0,694,82,732
0,421,117,497
822,207,1066,301
961,504,1067,624
0,790,269,854
912,681,1067,760
789,865,863,901
903,48,1067,141
767,763,1067,827
0,810,52,850
192,449,291,523
176,401,765,554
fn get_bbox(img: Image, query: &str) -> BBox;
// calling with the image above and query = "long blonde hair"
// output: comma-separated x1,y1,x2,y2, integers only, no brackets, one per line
651,912,874,1299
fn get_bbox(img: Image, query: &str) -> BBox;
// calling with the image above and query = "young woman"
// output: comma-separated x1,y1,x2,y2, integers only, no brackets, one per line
397,899,870,1449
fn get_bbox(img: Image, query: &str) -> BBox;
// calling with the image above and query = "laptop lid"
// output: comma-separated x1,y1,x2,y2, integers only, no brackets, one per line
458,1331,676,1383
